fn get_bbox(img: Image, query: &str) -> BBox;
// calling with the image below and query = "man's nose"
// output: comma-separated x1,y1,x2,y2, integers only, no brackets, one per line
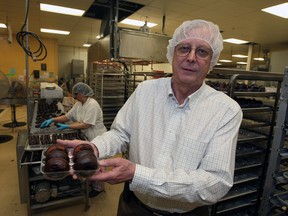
186,49,197,61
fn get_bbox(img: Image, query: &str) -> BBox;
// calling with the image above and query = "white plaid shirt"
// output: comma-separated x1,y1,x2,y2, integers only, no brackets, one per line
92,77,242,213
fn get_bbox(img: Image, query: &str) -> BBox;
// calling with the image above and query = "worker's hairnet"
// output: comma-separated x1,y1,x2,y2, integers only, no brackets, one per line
166,19,223,70
72,82,94,97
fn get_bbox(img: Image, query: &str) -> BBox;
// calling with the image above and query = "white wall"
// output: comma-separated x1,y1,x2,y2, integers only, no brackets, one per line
132,63,172,73
270,50,288,73
58,46,88,81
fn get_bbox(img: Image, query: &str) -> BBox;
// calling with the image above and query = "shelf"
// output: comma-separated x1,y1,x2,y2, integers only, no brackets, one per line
241,107,273,113
233,92,277,97
30,196,85,210
234,173,259,185
275,173,288,185
271,192,288,208
235,160,263,171
217,197,256,214
220,188,257,202
280,149,288,160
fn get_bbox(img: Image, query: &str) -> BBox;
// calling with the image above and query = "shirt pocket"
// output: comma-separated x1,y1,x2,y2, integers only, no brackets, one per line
172,134,209,171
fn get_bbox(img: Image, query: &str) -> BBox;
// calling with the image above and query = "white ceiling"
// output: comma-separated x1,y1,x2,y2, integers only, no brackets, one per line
0,0,288,65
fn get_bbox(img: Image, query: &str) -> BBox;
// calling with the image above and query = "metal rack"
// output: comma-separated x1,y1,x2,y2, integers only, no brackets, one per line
126,71,171,97
207,68,283,216
259,67,288,216
122,68,284,215
89,66,126,130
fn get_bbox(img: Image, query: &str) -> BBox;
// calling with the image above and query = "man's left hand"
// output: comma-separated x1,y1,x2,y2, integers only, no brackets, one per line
89,157,136,185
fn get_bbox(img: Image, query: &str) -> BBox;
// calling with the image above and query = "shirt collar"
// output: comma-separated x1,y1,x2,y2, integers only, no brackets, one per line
167,79,207,108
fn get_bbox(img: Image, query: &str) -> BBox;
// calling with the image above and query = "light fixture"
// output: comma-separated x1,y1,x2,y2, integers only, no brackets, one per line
261,3,288,19
223,38,249,44
254,57,265,61
83,43,92,47
120,18,157,28
219,59,233,63
96,35,101,40
40,3,85,16
41,28,70,35
232,54,248,58
237,62,247,65
0,23,7,28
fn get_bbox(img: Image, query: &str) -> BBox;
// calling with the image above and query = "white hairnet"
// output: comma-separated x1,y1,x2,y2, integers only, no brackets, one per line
166,19,223,70
72,82,94,97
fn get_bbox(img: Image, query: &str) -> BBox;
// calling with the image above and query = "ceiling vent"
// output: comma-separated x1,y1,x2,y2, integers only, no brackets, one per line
83,0,144,37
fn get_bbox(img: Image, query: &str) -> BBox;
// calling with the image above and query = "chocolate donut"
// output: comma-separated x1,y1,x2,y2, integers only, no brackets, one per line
73,150,95,164
45,149,69,163
45,144,67,156
45,157,69,172
73,143,94,156
73,154,98,170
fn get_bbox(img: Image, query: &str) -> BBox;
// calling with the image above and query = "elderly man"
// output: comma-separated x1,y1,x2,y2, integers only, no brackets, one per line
59,20,243,215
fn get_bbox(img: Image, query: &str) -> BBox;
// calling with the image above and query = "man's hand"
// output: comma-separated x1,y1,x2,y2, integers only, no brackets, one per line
90,157,136,185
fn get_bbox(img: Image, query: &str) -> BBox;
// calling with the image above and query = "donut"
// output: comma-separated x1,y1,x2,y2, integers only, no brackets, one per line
73,143,94,156
73,154,98,170
73,150,95,164
44,157,69,172
45,144,67,156
45,149,69,162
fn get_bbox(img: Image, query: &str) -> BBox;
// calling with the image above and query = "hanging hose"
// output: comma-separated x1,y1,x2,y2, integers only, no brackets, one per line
16,0,47,61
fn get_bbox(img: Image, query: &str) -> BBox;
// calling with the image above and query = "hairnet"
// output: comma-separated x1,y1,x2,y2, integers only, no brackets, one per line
166,19,223,70
72,82,94,97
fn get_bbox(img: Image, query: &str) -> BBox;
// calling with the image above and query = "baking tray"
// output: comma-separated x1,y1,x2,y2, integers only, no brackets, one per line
26,131,87,150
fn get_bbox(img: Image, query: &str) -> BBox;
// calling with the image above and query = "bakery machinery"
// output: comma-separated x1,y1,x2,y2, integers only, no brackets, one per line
17,98,91,216
40,82,63,99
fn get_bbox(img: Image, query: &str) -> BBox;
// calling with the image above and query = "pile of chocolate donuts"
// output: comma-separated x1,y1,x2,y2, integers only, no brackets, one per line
43,143,98,179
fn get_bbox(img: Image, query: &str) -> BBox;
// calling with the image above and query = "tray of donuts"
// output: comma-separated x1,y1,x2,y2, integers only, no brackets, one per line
40,143,100,180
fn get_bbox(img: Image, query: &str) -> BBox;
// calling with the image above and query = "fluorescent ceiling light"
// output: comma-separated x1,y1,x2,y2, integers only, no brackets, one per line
219,59,233,63
120,18,157,28
261,3,288,19
0,23,7,28
83,43,92,47
254,57,265,61
232,54,248,58
41,28,70,35
237,62,247,65
223,38,249,44
40,3,85,16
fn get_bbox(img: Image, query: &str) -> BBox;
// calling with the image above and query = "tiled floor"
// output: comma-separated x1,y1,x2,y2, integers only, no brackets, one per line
0,104,123,216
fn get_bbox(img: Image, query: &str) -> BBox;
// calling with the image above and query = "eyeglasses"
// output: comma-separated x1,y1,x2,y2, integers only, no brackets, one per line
175,44,213,59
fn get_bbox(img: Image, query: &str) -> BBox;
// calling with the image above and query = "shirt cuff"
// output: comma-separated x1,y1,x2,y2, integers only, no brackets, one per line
130,164,153,192
90,138,105,159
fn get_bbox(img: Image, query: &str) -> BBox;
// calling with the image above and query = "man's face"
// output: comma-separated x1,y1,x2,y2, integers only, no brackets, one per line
172,38,212,88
